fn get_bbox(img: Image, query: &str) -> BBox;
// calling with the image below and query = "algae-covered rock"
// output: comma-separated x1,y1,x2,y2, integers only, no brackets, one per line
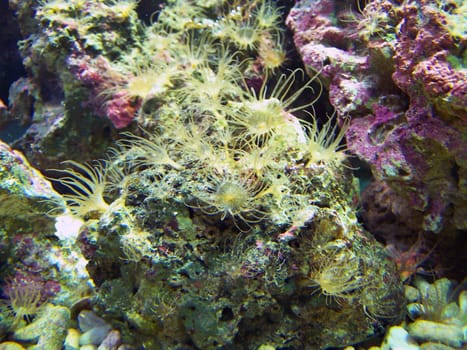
13,303,70,350
73,131,405,349
5,0,141,168
0,138,62,280
0,342,26,350
0,139,62,232
408,320,464,348
287,0,467,239
83,189,405,349
0,141,92,346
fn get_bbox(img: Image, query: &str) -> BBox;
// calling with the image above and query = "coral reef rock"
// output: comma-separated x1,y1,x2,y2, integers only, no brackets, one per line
287,0,467,242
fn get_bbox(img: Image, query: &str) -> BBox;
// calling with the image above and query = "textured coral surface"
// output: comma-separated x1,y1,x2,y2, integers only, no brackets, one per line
287,0,466,248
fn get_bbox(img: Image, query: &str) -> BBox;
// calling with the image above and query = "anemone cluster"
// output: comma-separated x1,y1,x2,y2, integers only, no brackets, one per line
53,0,349,230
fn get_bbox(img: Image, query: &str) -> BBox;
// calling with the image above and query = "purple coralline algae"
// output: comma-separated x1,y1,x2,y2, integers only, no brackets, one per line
287,0,467,243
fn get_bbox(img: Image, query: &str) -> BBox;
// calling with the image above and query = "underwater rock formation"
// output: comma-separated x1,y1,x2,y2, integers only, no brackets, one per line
5,0,459,348
13,304,70,350
75,158,405,349
0,140,92,346
38,3,406,342
0,139,60,233
287,0,466,243
3,0,141,168
2,1,404,347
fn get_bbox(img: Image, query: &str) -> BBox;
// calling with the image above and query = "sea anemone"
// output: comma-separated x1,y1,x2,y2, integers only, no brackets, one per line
231,69,320,146
253,0,283,29
50,160,110,219
300,116,349,167
257,32,286,71
308,251,366,303
117,131,183,172
156,0,206,31
174,45,244,119
189,169,269,227
105,0,139,22
213,14,263,51
111,61,178,106
1,276,43,329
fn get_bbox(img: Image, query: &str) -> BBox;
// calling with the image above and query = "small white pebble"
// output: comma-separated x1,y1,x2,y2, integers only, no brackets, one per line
382,326,419,350
78,311,109,332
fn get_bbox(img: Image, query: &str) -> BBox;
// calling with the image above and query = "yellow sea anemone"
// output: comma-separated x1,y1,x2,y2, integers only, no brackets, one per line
51,160,110,219
189,169,269,228
300,116,349,167
231,69,320,146
308,251,366,303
